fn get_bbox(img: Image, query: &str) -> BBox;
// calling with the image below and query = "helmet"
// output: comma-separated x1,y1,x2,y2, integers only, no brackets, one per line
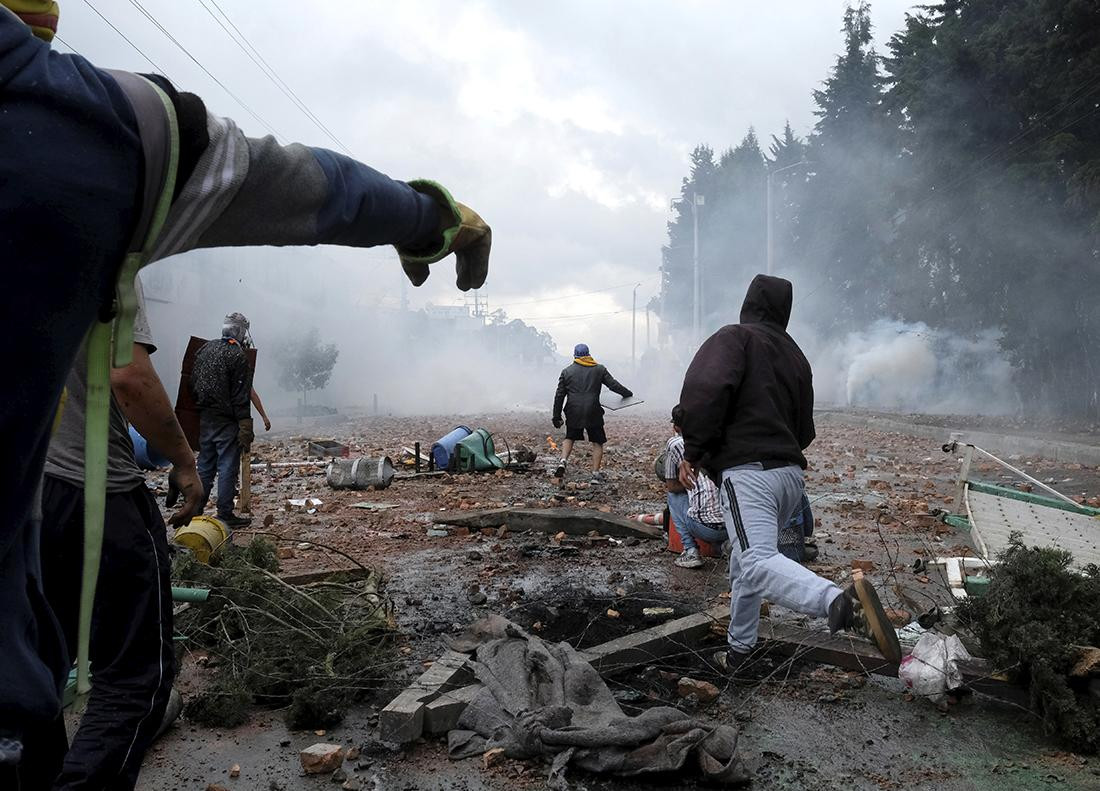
222,312,252,347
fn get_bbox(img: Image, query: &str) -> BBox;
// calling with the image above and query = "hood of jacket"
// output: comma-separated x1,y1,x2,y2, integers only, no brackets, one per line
739,274,793,329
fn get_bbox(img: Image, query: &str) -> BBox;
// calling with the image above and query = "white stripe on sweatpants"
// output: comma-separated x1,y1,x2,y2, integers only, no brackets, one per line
114,521,168,779
720,463,842,652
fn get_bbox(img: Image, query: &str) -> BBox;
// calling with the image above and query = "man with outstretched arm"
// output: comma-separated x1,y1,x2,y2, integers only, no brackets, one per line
552,343,632,483
21,280,199,790
677,274,900,673
0,3,490,783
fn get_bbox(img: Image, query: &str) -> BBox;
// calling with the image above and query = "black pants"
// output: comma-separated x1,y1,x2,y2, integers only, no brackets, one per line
19,478,175,791
565,422,607,444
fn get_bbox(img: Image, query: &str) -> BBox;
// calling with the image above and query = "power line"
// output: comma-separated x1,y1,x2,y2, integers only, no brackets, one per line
118,0,285,141
52,33,81,56
193,0,355,156
83,0,175,80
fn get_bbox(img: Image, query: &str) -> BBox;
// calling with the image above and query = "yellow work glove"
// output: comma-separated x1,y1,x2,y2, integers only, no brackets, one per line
397,180,491,292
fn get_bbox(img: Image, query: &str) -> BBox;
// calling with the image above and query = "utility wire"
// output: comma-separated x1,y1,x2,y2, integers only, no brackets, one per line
118,0,285,141
194,0,355,156
53,33,81,56
83,0,175,80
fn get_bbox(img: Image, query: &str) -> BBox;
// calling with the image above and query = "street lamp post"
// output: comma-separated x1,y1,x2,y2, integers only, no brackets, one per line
691,192,704,345
631,282,642,376
766,160,808,276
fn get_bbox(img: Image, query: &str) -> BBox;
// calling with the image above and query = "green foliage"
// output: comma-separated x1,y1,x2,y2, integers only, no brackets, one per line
957,535,1100,752
173,539,396,730
274,327,339,402
185,687,251,728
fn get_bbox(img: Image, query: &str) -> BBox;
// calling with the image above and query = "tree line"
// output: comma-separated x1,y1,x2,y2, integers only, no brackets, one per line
661,0,1100,417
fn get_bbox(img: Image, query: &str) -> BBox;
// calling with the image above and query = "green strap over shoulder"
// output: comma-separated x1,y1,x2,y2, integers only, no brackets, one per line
75,75,179,699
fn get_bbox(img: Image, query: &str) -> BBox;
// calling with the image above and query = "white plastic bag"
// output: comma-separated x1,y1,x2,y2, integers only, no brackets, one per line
898,631,972,703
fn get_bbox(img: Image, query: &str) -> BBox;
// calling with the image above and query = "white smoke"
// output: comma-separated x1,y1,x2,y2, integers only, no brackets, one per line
806,320,1020,414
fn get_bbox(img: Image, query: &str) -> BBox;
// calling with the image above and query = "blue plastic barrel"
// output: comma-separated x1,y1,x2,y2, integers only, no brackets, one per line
431,425,472,469
129,425,171,470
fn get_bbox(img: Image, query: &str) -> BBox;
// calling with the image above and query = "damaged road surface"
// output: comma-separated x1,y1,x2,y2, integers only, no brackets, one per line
135,411,1100,790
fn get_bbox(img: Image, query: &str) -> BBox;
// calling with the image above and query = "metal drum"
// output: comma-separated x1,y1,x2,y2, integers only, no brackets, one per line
326,456,396,490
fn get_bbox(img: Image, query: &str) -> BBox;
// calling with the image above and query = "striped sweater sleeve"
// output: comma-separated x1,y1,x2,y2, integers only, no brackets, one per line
149,113,442,263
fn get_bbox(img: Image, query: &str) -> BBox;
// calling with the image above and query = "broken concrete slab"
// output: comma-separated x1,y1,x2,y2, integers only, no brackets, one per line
378,650,473,743
424,683,482,735
432,507,662,540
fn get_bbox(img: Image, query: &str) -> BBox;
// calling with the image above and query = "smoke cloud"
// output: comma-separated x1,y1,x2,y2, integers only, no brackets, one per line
805,320,1020,415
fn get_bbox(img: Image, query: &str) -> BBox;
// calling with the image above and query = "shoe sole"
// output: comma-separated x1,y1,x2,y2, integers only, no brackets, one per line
553,465,565,478
852,577,902,663
675,560,704,569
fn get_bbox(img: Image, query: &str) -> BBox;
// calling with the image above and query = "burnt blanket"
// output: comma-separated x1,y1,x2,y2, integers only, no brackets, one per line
446,619,748,786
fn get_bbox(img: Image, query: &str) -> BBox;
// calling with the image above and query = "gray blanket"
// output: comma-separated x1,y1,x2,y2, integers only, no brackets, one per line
446,620,749,786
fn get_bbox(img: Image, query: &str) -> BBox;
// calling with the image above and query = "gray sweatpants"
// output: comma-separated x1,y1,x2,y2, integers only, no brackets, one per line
719,463,842,651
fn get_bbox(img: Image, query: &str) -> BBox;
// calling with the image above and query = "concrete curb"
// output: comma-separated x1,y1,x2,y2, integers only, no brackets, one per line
815,410,1100,466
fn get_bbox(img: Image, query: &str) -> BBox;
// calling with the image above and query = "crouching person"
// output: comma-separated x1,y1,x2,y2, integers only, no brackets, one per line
664,405,726,568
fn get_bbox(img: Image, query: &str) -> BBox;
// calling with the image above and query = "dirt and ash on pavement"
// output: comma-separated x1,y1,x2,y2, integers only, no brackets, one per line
139,409,1100,790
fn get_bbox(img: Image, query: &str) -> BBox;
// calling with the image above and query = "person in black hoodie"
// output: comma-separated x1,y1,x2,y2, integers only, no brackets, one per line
677,274,900,671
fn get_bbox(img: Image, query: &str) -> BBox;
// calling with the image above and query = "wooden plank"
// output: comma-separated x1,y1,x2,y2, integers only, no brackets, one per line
239,455,252,513
581,604,728,672
755,621,1023,702
759,621,899,676
433,507,662,540
173,336,206,451
379,650,474,743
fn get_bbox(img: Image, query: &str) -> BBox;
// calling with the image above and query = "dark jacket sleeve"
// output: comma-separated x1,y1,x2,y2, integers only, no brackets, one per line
552,371,567,419
679,328,746,463
229,353,252,422
601,369,633,398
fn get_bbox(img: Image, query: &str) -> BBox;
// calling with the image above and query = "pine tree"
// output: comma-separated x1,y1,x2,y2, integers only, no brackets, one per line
767,121,808,276
661,145,716,335
798,1,896,332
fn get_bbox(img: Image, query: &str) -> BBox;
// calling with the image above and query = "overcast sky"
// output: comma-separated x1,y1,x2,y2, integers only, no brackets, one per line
59,0,918,361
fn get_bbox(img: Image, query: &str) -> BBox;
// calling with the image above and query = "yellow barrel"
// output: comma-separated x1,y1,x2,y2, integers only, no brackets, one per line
173,515,229,564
